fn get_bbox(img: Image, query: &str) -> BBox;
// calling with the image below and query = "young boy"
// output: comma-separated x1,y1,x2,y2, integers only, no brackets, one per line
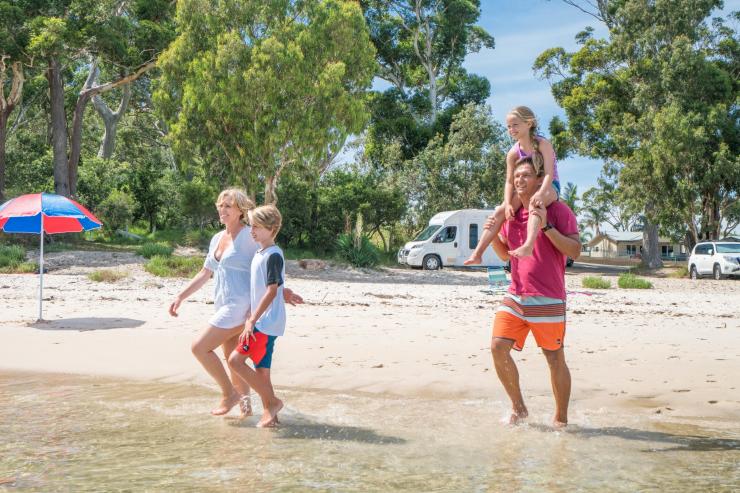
228,204,286,428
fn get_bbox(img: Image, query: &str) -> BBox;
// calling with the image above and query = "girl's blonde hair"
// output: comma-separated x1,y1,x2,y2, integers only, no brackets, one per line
216,188,255,225
508,106,544,176
249,204,283,237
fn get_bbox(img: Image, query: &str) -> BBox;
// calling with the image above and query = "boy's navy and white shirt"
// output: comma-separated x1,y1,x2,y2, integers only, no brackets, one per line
250,245,286,336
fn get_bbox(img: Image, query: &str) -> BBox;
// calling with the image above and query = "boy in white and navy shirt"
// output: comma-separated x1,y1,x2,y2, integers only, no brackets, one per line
228,205,286,428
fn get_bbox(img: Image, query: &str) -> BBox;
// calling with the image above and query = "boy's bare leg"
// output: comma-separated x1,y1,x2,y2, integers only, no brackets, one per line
227,353,283,427
542,348,571,427
222,334,252,417
191,325,244,416
491,337,528,424
464,206,506,265
509,187,557,258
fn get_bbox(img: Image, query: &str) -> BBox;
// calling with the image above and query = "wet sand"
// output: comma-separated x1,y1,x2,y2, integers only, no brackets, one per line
0,250,738,422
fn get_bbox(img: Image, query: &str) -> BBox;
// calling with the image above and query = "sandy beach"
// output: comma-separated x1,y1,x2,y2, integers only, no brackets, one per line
1,250,738,422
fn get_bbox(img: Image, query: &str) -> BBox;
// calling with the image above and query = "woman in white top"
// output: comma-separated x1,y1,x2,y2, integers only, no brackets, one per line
169,188,302,416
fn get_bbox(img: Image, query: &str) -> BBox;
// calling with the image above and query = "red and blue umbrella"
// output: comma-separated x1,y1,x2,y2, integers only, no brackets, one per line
0,192,103,320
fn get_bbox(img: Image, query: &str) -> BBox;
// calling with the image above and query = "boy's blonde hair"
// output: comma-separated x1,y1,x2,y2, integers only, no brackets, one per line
249,204,282,237
216,188,255,225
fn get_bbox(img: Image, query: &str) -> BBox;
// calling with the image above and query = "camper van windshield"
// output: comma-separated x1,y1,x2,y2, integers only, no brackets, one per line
414,225,441,242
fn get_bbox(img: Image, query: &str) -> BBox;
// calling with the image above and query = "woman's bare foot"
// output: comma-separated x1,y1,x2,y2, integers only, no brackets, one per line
552,414,567,428
256,398,284,428
211,391,240,416
239,395,253,418
508,244,534,258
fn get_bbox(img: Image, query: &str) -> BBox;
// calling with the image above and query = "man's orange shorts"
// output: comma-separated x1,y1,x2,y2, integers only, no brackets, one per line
493,294,566,351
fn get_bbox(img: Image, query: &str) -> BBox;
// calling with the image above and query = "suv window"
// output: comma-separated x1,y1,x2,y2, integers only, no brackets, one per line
694,243,712,255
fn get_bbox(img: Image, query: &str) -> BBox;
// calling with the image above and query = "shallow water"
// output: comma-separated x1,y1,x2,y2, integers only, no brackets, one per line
1,372,738,492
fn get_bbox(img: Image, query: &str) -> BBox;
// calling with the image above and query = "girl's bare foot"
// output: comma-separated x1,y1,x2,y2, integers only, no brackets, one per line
256,398,284,428
239,395,253,418
211,392,240,416
508,245,534,258
463,254,483,265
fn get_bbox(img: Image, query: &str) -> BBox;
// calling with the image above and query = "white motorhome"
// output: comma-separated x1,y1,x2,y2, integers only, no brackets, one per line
397,209,506,270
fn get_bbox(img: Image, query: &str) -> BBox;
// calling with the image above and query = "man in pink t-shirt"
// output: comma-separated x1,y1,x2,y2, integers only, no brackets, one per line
487,157,581,427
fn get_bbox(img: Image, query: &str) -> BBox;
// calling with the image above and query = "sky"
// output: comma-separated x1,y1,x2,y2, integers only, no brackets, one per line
468,0,739,196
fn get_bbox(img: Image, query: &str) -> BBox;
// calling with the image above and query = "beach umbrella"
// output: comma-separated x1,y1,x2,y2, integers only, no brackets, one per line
0,192,102,320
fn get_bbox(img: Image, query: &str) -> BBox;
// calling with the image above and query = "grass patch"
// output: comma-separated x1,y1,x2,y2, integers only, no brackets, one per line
145,255,203,278
669,266,689,278
0,244,26,268
88,269,129,282
618,273,653,289
136,242,174,259
582,276,612,289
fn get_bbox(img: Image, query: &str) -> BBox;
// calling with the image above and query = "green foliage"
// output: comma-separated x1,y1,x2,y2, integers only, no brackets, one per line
670,266,689,278
618,273,653,289
88,269,129,282
154,0,376,197
582,276,612,289
77,158,130,213
0,244,25,268
136,242,173,259
182,229,214,249
97,189,136,235
144,255,202,278
335,233,380,268
179,177,218,229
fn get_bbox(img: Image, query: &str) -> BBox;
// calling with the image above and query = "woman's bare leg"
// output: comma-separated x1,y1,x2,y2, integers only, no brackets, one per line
191,325,244,415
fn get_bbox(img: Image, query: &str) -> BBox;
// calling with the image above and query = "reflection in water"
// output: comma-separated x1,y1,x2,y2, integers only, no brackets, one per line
0,372,738,492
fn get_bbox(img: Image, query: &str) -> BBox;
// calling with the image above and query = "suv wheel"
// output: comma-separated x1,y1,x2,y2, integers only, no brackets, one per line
689,265,698,280
422,254,441,270
713,264,724,280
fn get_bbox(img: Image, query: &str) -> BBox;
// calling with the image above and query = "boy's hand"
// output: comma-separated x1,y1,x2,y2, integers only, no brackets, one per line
283,287,304,306
239,320,256,347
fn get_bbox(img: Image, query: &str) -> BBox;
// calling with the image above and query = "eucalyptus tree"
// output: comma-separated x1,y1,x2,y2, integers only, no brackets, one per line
535,0,738,267
154,0,376,204
25,0,174,197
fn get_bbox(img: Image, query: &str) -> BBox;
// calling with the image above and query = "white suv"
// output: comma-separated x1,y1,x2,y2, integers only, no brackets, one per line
688,241,740,280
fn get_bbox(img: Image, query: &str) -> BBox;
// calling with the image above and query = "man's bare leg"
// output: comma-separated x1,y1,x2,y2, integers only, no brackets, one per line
222,334,252,417
491,337,528,424
542,347,571,427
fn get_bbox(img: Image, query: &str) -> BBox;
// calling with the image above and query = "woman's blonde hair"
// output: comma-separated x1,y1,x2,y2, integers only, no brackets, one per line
216,188,255,225
249,204,283,237
508,106,544,176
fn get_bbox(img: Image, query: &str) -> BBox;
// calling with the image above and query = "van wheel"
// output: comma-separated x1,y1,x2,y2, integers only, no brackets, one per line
689,265,698,280
422,254,441,270
713,264,724,280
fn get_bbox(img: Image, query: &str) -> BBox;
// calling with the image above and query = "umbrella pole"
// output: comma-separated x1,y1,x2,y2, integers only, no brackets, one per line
38,214,44,321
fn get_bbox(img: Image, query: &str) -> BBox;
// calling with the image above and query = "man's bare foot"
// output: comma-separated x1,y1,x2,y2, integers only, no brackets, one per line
507,408,529,425
239,395,253,418
256,398,284,428
508,244,534,258
211,392,240,416
463,254,483,265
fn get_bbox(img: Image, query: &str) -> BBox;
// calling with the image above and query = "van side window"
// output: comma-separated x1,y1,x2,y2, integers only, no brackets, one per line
439,226,456,243
469,224,478,249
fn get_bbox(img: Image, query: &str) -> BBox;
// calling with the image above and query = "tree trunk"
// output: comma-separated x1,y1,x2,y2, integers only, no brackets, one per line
0,113,6,203
48,58,70,197
264,174,278,205
641,215,663,269
93,82,131,158
699,193,721,240
0,58,24,203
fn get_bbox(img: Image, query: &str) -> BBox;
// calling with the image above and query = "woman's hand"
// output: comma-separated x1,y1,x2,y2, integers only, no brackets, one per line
168,296,183,317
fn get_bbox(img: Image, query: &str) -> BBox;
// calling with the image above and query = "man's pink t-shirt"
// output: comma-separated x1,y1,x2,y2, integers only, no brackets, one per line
500,201,578,300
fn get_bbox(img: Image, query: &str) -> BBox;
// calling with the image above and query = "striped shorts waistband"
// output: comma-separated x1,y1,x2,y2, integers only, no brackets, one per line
497,294,566,323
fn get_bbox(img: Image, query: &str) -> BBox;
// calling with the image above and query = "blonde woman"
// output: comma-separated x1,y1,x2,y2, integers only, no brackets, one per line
169,188,302,416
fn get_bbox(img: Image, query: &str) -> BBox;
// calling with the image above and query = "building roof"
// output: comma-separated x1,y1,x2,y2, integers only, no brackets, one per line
587,231,673,247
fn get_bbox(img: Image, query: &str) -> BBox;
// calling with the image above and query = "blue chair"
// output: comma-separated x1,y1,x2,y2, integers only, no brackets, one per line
483,266,510,294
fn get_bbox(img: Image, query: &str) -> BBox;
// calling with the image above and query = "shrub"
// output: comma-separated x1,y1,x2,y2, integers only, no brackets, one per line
88,269,129,282
0,245,26,268
582,276,612,289
336,233,380,268
145,255,202,277
618,273,653,289
97,189,136,235
137,242,174,259
669,266,689,278
183,229,214,248
14,262,39,273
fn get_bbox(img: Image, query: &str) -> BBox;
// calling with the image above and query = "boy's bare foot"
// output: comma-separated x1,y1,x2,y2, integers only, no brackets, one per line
506,408,529,425
256,398,284,428
239,395,253,418
211,391,241,416
508,244,534,258
463,254,483,265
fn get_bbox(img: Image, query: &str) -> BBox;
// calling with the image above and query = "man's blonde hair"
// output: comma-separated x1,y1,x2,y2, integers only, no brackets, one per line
249,204,282,237
216,188,255,225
